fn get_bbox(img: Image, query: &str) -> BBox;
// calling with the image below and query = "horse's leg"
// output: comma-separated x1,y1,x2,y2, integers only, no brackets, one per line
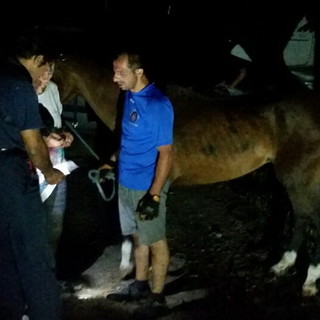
303,261,320,296
302,204,320,296
270,188,311,276
303,247,320,296
262,171,293,252
119,235,134,279
270,203,316,276
290,183,320,296
271,176,320,296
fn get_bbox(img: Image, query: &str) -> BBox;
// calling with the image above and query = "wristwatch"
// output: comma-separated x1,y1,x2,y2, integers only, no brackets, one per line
151,194,160,202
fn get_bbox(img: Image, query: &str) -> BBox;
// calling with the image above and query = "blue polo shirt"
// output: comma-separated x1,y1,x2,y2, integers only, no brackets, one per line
0,57,42,150
119,83,174,190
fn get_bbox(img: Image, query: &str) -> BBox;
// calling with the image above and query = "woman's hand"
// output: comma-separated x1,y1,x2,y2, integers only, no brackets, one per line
61,132,74,148
43,131,74,148
43,132,65,148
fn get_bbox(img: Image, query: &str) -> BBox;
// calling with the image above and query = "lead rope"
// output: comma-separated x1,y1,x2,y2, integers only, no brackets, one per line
64,120,116,202
88,169,116,201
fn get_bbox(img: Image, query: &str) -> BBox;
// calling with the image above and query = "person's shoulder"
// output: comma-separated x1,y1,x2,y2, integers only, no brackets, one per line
149,85,169,101
150,93,173,114
155,89,172,106
0,59,28,83
47,80,59,91
40,80,60,97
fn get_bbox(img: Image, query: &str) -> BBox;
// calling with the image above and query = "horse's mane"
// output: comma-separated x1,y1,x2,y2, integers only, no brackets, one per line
54,55,120,130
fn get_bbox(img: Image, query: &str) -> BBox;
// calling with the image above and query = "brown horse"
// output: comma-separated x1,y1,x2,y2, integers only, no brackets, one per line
55,55,320,297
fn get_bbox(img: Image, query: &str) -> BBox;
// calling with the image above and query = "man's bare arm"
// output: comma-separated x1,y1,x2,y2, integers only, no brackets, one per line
21,129,65,184
149,144,173,196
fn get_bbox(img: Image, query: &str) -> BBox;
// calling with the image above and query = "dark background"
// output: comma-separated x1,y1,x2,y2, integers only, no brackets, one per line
1,0,319,92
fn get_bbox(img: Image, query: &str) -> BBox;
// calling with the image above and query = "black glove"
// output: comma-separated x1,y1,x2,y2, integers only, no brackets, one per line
136,193,160,221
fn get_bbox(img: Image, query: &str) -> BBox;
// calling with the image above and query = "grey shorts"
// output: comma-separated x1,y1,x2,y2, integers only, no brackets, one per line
118,182,170,245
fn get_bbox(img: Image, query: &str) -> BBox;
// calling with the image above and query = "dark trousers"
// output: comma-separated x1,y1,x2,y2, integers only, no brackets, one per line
0,152,61,320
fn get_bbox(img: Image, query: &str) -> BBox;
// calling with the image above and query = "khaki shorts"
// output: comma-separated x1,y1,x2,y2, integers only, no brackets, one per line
118,182,169,245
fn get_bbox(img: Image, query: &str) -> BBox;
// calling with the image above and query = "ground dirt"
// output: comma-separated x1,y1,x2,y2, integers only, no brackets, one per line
56,133,320,320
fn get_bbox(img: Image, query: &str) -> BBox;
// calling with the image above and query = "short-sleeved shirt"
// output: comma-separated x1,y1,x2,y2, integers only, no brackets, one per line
119,83,174,190
0,57,43,150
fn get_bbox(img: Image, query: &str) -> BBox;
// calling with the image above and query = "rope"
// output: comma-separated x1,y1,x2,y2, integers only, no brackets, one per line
88,169,116,202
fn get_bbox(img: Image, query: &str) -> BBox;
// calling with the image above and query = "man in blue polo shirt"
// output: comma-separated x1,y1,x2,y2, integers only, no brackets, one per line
106,50,174,316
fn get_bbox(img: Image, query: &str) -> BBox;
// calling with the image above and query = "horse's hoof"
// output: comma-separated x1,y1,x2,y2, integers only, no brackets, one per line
302,283,318,297
270,264,287,276
270,251,297,276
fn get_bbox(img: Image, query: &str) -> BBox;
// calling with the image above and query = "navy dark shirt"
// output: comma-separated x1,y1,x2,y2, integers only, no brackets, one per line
0,57,43,150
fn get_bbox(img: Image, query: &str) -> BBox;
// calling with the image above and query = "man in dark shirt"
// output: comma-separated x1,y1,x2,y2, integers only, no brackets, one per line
0,30,65,320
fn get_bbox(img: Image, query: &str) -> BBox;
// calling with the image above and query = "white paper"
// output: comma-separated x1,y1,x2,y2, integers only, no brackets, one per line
38,160,79,202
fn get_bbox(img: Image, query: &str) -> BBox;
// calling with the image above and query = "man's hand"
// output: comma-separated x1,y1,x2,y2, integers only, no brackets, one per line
136,193,160,221
44,168,65,185
98,160,116,182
